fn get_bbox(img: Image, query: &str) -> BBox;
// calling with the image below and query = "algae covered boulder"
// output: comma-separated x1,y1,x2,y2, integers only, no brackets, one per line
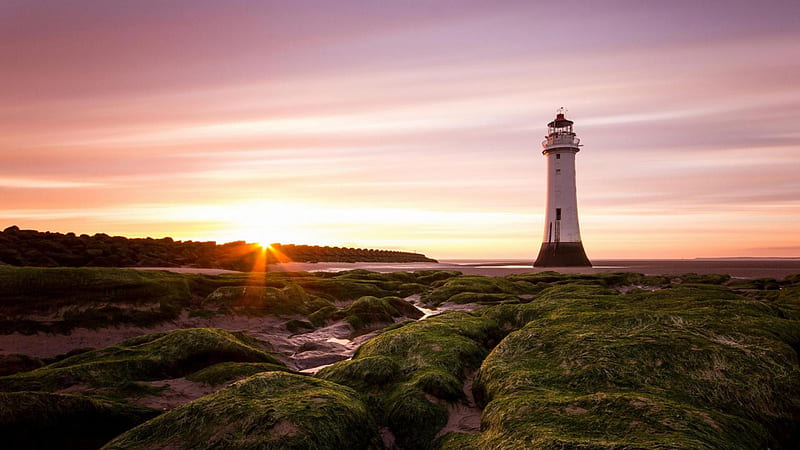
422,275,529,305
294,278,394,302
0,266,192,333
332,295,424,331
1,391,158,449
186,361,290,386
203,283,330,315
319,311,502,448
456,283,800,449
0,328,284,392
104,371,382,449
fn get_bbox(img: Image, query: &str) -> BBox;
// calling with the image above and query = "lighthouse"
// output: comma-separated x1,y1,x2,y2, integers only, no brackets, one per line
533,109,592,267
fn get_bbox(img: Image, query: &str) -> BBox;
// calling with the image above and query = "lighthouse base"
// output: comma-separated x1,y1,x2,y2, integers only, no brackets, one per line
533,242,591,267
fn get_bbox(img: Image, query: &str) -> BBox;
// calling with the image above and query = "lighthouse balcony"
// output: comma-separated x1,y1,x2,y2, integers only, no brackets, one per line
542,134,581,150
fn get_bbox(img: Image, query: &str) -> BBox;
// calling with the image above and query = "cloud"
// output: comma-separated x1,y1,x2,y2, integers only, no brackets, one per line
0,177,102,189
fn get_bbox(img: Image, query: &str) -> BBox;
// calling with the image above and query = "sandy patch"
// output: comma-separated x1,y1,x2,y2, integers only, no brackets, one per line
136,377,218,411
435,371,482,438
565,406,588,415
0,312,287,358
271,420,299,437
380,427,397,449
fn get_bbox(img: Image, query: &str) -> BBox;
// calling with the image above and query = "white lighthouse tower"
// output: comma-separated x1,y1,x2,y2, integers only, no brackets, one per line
533,109,592,267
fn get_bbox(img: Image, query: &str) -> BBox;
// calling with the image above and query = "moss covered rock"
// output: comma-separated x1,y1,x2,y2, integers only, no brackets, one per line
0,266,192,333
329,296,423,331
294,278,393,302
0,391,158,449
319,311,502,448
186,361,291,385
465,283,800,448
0,328,284,392
104,371,382,449
203,283,331,315
422,275,532,305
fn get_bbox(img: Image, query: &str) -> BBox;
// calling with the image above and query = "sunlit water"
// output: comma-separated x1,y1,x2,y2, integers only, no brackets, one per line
267,259,800,279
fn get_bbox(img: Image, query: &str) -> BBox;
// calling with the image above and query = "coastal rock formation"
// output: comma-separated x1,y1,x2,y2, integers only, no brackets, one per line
104,372,382,450
0,226,437,269
1,267,799,448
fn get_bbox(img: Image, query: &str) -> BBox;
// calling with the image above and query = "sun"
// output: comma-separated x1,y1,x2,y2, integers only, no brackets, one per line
209,201,324,249
245,231,275,249
237,226,296,249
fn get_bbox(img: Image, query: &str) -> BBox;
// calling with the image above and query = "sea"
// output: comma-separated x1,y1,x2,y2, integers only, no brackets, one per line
260,258,800,280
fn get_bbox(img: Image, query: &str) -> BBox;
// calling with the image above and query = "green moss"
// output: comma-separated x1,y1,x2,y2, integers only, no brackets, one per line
469,282,800,448
186,362,291,385
413,270,462,285
104,371,382,449
775,285,800,309
317,356,400,390
203,283,326,315
422,275,530,305
351,312,499,371
385,387,448,449
398,282,428,296
679,272,731,285
308,305,338,327
334,269,416,284
502,270,568,284
4,268,798,448
410,369,463,401
454,392,771,449
385,295,425,319
295,278,393,302
727,277,781,290
504,271,674,291
332,296,422,331
0,391,159,450
319,311,502,448
0,267,190,310
305,295,335,312
0,328,283,392
535,282,620,301
435,432,477,449
0,266,192,333
448,292,519,304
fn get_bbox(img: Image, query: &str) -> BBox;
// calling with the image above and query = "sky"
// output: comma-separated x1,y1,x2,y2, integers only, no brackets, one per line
1,0,799,259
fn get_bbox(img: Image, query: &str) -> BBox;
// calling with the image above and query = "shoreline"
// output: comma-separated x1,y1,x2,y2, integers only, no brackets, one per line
136,258,800,279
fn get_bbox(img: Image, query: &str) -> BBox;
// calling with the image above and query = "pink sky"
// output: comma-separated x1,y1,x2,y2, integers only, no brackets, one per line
1,1,799,259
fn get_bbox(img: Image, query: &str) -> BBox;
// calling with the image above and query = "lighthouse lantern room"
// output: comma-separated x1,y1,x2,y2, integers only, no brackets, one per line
533,108,592,267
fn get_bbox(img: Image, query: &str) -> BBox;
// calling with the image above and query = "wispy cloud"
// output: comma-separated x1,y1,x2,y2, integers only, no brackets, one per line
0,177,102,189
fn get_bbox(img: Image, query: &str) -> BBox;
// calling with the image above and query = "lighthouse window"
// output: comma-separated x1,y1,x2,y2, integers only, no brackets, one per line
556,208,562,220
556,154,561,159
556,169,561,174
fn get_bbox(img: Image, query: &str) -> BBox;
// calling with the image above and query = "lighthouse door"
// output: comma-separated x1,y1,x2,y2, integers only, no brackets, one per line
555,208,562,243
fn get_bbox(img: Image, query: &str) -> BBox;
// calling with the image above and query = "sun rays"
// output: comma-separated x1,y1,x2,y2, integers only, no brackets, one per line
246,241,295,287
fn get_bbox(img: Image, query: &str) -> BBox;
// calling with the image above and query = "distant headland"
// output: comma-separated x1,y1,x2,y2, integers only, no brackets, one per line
0,226,436,270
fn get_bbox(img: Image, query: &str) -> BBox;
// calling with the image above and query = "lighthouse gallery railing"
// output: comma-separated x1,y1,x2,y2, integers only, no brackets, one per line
542,134,581,148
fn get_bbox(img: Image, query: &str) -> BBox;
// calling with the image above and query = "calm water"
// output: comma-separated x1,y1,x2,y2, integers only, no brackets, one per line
265,258,800,279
